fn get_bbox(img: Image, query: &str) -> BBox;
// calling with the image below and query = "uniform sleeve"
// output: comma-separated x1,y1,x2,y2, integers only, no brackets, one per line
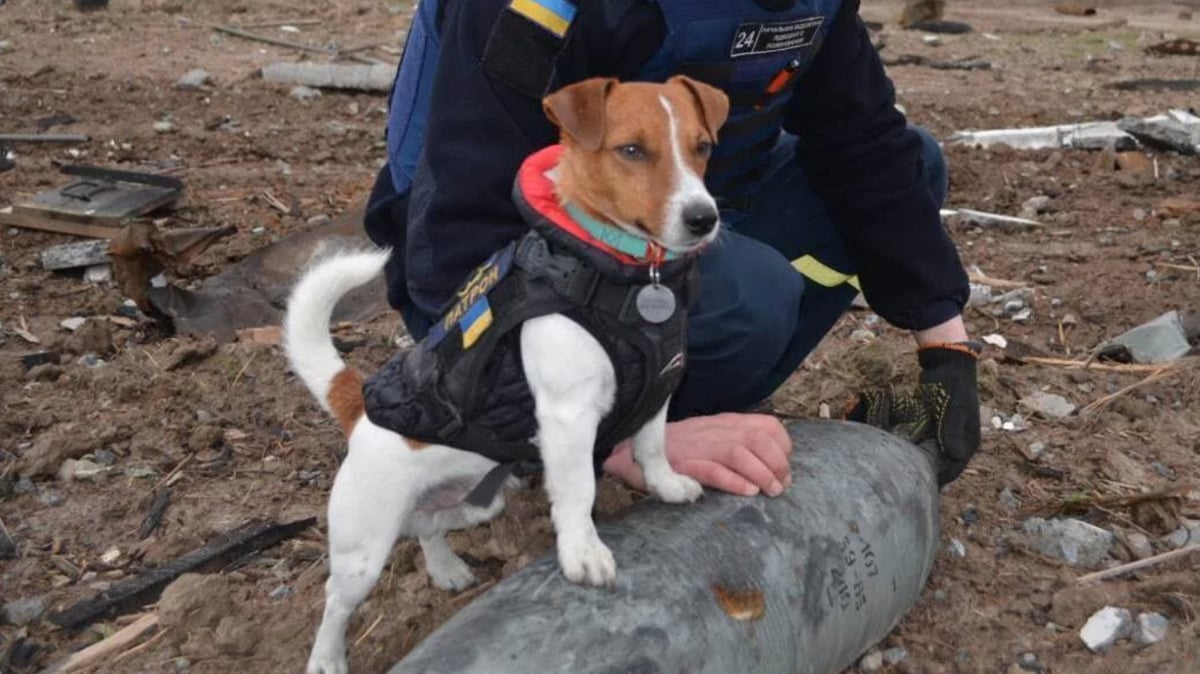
780,0,969,331
404,0,664,318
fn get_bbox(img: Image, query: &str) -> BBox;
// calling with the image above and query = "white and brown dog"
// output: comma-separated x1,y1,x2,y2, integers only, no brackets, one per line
284,76,729,674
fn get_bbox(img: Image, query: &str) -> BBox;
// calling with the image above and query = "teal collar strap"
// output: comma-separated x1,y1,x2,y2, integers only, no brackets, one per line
563,202,680,263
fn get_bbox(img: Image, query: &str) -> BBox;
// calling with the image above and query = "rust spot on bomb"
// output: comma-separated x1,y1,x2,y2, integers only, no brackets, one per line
711,585,765,621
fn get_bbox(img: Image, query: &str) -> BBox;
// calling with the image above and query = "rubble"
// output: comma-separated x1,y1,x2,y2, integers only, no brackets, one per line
882,647,908,665
175,68,211,90
950,121,1135,151
859,650,884,672
289,85,321,101
1123,532,1153,560
262,62,394,92
40,239,109,271
4,597,46,627
1103,310,1196,364
1132,612,1169,645
1117,110,1200,155
1020,390,1077,418
943,208,1042,232
1080,606,1132,653
1023,517,1114,568
1020,195,1051,220
59,316,86,332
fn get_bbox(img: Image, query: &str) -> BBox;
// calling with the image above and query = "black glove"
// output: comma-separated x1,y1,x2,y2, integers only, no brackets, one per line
845,341,982,486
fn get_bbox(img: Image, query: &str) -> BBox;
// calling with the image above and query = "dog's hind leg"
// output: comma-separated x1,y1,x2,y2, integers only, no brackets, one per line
631,399,702,503
308,426,418,674
407,468,509,591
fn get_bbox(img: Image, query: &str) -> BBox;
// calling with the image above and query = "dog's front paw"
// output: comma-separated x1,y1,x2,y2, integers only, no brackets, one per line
306,650,348,674
558,534,617,587
646,470,703,504
427,554,478,592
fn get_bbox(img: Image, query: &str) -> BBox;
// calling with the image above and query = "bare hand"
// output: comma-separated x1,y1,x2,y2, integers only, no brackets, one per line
604,413,793,497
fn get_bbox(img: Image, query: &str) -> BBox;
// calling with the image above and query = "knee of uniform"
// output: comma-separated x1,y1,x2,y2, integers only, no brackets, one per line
679,241,804,413
910,125,948,207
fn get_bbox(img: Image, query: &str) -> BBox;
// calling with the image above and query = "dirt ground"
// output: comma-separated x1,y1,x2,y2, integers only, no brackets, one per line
2,1,1199,673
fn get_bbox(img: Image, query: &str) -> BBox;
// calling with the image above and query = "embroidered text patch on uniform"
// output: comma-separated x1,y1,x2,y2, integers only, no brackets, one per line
729,17,825,58
426,244,515,350
509,0,577,38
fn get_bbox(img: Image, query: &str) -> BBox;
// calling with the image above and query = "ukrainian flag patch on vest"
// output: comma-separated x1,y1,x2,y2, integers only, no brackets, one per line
508,0,576,38
427,243,516,350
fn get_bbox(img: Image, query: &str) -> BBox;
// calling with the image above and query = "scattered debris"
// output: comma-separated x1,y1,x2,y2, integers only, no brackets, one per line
1023,517,1113,568
1105,78,1200,92
859,649,883,672
1157,198,1200,217
4,597,46,627
153,119,178,134
83,264,112,283
1055,3,1096,16
1132,612,1170,645
139,489,172,540
47,518,316,630
59,317,87,332
1102,310,1197,364
0,133,91,144
5,165,184,235
175,68,211,90
1146,39,1200,57
107,221,236,313
40,239,110,271
289,84,322,101
1076,542,1200,584
39,613,159,674
161,338,219,371
1117,110,1200,155
882,647,908,665
1080,606,1132,653
135,210,388,341
1123,532,1153,560
942,208,1042,232
58,458,105,482
982,334,1008,349
885,54,991,70
268,585,294,601
236,325,282,345
948,538,967,557
950,121,1135,151
262,61,394,92
1020,195,1051,220
1020,391,1077,419
214,24,334,55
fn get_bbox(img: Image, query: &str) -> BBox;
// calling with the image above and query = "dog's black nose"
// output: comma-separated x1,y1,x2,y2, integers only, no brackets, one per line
683,203,719,236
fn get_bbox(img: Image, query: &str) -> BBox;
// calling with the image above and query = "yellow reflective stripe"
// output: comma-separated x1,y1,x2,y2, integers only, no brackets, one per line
791,255,860,290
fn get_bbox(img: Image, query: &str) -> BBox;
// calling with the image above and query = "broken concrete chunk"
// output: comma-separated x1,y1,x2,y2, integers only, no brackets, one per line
1023,517,1114,568
40,239,109,271
263,62,394,92
1105,310,1194,364
1133,612,1169,645
1080,606,1132,653
1020,391,1077,419
1117,110,1200,155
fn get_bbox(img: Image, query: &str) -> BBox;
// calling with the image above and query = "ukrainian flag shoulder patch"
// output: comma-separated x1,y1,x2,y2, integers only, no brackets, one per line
509,0,577,38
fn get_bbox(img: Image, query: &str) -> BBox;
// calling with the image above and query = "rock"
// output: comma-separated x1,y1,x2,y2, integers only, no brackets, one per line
154,119,178,134
290,85,321,101
175,68,210,90
999,488,1021,512
213,615,260,656
83,264,112,283
187,425,224,452
63,318,114,356
1020,195,1051,219
1022,517,1114,568
76,354,106,368
882,647,908,665
268,585,294,600
1165,523,1198,548
1019,653,1040,671
948,538,966,557
59,316,87,332
1080,606,1133,653
94,448,116,466
26,363,65,382
1021,391,1076,419
1132,612,1169,645
859,650,884,672
162,338,218,371
850,329,876,342
306,214,332,227
3,597,45,626
0,40,12,53
1029,441,1046,460
1125,531,1154,559
39,490,65,506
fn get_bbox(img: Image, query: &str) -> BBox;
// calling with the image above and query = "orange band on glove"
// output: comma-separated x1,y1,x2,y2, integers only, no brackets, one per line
917,342,982,359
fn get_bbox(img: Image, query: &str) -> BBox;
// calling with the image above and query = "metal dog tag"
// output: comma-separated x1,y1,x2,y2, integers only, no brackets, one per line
636,284,676,323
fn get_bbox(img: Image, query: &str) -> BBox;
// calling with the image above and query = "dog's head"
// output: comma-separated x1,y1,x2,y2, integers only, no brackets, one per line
543,76,730,254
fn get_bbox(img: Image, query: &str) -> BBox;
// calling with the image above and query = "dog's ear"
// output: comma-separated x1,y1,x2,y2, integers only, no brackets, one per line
671,75,730,142
542,78,616,152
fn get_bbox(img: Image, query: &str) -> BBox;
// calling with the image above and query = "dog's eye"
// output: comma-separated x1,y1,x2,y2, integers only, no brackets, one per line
696,141,714,159
616,143,647,161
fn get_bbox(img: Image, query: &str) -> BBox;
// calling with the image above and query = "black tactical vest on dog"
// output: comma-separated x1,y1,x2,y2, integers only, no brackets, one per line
362,146,699,502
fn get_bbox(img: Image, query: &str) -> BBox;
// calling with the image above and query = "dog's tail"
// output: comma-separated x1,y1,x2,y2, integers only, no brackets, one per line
283,247,391,435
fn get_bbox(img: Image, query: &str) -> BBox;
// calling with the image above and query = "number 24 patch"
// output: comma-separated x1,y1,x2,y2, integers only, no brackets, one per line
730,16,825,58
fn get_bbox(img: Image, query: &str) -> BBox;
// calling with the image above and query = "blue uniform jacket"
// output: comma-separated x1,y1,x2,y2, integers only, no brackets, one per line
365,0,969,333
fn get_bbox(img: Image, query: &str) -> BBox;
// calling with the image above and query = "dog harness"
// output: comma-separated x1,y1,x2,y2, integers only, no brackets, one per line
362,145,699,504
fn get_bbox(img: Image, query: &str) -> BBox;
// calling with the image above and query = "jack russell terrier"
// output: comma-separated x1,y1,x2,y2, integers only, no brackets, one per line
283,75,730,674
